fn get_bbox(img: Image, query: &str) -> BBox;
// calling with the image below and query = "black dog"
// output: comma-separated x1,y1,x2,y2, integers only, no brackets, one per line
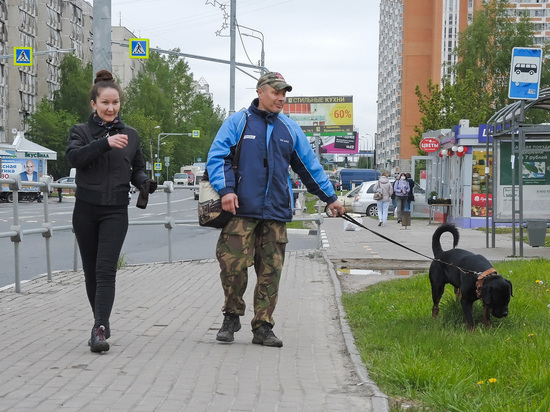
429,223,513,330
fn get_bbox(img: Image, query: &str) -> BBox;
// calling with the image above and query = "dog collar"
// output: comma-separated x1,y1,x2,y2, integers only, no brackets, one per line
476,268,498,298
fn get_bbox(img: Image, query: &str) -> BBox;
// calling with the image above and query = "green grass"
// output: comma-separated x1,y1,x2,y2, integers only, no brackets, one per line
476,226,550,247
342,259,550,411
287,194,321,229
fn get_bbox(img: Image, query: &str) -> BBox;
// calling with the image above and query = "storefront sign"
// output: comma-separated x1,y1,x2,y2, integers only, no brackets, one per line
420,137,440,153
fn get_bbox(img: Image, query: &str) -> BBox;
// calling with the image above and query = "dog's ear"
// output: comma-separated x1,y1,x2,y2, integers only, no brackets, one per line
482,285,492,305
506,279,513,297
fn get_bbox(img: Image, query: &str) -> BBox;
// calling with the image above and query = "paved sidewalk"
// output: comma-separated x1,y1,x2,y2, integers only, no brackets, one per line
0,215,547,411
0,252,386,411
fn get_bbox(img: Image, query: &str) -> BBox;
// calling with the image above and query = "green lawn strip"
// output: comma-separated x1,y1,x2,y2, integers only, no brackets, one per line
342,259,550,411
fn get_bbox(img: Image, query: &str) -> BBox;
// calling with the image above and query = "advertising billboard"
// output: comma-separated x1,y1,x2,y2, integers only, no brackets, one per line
1,158,46,192
284,96,356,154
494,140,550,220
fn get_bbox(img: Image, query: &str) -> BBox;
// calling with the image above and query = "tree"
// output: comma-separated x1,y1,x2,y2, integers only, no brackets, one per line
26,100,78,178
454,0,538,111
411,0,549,153
53,53,93,123
26,54,92,177
124,51,225,181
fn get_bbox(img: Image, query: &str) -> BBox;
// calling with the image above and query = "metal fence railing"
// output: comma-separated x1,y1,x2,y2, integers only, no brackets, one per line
0,175,323,293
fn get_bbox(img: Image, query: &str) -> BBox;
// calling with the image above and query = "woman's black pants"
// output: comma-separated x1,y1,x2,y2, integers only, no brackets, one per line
73,199,129,329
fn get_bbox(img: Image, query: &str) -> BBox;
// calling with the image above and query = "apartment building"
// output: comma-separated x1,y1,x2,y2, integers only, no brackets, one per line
0,1,146,145
0,0,93,143
507,0,550,47
376,0,483,173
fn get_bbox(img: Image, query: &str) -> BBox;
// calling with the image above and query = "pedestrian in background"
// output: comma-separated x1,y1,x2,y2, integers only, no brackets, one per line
374,172,393,226
394,172,410,224
406,172,415,215
66,70,157,353
207,71,344,348
391,179,397,217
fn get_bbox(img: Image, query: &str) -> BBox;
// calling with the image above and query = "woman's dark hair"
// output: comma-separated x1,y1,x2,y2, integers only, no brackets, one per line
90,70,122,102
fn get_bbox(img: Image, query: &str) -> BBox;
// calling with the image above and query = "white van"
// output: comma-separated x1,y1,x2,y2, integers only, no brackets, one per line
174,173,191,186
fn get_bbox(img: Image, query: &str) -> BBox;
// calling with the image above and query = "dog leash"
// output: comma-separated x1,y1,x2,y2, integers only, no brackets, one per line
338,212,487,277
339,212,434,260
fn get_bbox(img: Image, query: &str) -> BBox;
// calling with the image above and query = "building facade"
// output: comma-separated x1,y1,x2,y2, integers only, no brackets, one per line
376,0,483,174
0,1,146,145
507,0,550,47
1,0,94,143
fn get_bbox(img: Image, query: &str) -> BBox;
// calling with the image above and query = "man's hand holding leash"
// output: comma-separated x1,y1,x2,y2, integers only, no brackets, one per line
328,200,345,217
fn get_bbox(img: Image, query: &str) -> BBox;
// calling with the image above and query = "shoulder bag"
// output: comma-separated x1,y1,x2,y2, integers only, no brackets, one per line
198,116,247,228
373,182,383,200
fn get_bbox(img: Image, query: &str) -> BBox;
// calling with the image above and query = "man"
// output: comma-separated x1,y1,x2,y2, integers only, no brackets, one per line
20,160,42,202
207,72,345,347
20,160,38,181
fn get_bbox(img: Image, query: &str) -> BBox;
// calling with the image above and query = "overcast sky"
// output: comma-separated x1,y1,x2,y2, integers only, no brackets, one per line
89,0,379,145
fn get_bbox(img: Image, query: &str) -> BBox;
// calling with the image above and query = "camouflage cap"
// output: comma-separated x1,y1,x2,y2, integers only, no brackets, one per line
256,72,292,92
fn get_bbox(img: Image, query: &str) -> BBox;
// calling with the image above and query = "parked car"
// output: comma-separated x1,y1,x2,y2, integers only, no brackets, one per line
56,176,75,185
329,178,341,192
349,179,426,217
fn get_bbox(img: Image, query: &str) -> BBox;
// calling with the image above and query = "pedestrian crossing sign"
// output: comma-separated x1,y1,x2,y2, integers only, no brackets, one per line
129,38,149,59
14,47,33,66
192,130,200,138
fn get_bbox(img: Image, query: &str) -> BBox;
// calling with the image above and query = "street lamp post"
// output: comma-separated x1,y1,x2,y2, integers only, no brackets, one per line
149,122,160,179
239,25,265,75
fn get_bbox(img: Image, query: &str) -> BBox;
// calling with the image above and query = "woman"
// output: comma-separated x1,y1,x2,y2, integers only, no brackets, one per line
406,172,415,214
393,172,410,224
374,172,393,226
66,70,156,353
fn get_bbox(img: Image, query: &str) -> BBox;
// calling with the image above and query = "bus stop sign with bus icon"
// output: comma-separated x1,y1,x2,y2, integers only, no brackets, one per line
509,47,542,100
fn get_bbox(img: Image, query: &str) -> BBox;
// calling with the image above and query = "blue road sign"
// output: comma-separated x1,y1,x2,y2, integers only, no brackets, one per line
129,38,149,59
14,47,33,66
509,47,542,100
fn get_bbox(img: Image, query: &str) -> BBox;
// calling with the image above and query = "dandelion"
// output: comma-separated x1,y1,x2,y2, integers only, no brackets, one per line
528,333,535,338
489,378,497,384
477,380,485,385
536,279,542,284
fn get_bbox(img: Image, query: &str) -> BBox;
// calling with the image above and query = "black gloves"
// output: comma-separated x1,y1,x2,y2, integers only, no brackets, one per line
136,179,157,209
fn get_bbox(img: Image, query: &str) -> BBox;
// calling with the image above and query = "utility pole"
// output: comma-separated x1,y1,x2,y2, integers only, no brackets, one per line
229,0,236,115
93,0,112,74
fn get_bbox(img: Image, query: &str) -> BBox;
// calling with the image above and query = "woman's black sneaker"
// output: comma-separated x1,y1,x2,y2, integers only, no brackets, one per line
89,325,110,353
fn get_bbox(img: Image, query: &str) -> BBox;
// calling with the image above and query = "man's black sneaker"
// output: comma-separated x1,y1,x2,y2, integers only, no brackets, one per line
216,314,241,342
252,324,283,347
89,325,110,353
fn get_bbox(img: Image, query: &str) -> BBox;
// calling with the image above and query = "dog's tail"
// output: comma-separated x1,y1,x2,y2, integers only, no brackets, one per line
432,223,459,258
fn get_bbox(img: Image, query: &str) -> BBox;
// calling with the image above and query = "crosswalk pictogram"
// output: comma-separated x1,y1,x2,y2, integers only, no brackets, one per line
14,47,33,66
129,38,149,59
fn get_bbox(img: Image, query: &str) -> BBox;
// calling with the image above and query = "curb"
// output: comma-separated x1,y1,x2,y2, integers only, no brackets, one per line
322,250,390,412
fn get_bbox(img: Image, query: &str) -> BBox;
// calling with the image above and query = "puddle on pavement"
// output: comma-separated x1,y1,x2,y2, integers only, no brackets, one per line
347,269,423,278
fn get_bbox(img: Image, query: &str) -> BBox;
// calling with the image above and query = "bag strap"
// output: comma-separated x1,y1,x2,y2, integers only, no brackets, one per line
204,111,249,182
231,111,249,171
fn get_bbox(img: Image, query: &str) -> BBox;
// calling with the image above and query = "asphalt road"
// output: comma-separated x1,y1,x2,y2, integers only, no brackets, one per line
0,189,319,287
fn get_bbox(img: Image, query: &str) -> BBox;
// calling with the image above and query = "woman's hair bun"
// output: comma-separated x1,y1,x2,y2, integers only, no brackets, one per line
94,69,114,84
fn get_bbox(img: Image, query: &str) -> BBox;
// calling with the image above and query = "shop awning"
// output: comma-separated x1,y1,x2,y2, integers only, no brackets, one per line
12,135,57,160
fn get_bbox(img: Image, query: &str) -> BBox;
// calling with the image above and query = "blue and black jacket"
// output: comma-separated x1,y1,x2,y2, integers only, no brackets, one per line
207,99,337,222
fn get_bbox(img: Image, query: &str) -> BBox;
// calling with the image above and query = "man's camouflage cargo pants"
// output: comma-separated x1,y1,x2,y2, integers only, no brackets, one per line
216,216,288,330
